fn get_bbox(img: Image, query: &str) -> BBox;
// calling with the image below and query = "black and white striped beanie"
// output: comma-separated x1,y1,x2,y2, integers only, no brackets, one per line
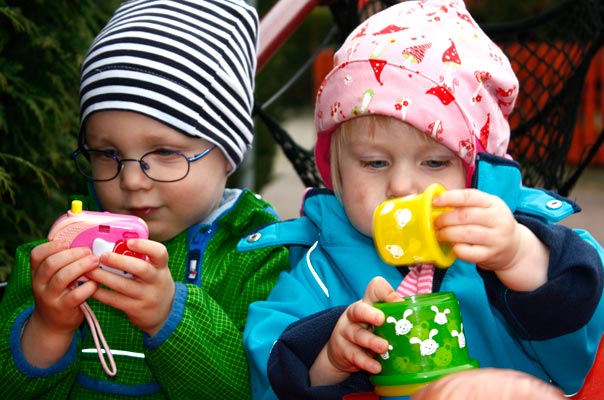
79,0,258,172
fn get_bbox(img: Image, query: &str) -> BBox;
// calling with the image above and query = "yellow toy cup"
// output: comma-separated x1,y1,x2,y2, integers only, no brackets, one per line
373,183,455,268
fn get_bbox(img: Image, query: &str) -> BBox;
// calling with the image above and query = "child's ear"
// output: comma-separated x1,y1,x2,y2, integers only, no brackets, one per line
225,159,233,175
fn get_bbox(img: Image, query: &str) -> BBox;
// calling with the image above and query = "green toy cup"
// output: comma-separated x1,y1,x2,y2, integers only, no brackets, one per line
371,292,479,397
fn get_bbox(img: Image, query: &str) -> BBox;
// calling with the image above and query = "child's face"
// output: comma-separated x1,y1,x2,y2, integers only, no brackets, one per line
336,116,466,237
85,110,231,242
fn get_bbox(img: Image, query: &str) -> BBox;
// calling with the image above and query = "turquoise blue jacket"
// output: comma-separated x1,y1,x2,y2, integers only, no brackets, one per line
240,154,604,400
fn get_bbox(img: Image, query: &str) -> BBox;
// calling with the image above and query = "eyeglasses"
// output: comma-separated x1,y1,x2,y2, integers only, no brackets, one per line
71,145,217,182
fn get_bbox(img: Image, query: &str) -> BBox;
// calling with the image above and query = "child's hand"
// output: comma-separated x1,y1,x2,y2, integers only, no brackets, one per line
86,239,175,336
411,368,565,400
432,189,519,269
433,189,548,291
25,240,100,367
309,277,401,386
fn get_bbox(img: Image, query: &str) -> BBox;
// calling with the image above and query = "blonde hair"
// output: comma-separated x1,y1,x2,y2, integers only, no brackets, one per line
330,126,346,201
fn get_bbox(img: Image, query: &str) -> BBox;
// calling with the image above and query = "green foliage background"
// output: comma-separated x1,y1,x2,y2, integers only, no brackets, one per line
0,1,122,280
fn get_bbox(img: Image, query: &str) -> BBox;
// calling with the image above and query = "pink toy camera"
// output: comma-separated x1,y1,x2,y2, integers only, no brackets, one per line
48,200,149,278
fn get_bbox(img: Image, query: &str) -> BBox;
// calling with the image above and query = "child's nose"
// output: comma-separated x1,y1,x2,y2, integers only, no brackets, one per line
387,171,422,199
119,161,153,190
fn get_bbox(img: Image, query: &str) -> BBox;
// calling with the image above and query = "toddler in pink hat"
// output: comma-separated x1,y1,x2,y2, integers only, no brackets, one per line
242,1,604,399
315,0,518,188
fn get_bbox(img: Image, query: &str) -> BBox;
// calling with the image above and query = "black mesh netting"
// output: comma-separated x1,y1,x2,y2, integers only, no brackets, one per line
255,0,604,196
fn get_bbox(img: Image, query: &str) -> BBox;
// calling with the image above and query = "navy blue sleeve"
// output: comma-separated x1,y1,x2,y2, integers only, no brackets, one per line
481,215,603,340
268,306,373,399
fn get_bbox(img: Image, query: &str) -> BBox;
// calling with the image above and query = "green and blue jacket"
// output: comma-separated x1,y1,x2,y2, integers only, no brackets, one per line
0,189,289,399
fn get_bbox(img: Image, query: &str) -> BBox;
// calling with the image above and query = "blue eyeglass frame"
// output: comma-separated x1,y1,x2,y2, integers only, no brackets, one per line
71,144,218,182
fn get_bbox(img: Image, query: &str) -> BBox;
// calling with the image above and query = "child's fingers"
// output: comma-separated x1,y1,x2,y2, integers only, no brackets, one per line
344,317,390,354
436,223,492,245
348,348,383,375
433,188,494,208
30,240,69,267
450,243,492,265
363,276,400,304
32,243,92,278
94,251,146,280
330,321,387,374
125,239,168,267
92,239,168,283
434,198,510,237
90,280,128,310
345,300,384,327
65,279,99,306
32,247,98,295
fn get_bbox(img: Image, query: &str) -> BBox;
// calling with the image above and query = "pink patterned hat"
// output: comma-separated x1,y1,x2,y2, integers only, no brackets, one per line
314,0,519,188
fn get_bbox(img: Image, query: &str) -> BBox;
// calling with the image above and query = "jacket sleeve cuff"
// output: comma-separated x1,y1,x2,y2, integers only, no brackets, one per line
268,306,373,399
481,216,603,340
143,282,187,349
10,307,77,377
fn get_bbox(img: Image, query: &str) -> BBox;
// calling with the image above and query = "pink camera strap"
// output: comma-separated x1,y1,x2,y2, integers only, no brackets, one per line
80,302,117,376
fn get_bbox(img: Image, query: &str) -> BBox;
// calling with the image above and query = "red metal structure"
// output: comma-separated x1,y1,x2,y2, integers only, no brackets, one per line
257,0,330,72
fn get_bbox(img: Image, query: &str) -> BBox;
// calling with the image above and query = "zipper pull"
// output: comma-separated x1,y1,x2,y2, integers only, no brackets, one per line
187,249,201,281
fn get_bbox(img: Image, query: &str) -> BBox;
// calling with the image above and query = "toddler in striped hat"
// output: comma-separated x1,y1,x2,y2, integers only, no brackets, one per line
80,0,257,172
0,1,290,398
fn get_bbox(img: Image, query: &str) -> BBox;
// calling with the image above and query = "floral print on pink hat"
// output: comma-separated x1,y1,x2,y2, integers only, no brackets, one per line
314,0,519,188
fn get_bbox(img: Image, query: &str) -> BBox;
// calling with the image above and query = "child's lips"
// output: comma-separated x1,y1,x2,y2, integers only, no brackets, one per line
130,207,156,218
